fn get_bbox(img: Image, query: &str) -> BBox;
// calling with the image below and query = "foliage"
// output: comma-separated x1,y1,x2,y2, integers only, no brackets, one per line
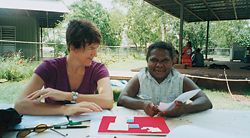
42,28,67,57
109,8,126,46
113,0,250,50
210,20,250,48
125,1,163,47
183,22,207,49
0,52,39,81
64,0,121,46
112,87,122,102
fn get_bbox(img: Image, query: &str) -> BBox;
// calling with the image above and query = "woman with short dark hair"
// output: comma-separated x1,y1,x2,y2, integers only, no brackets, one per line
15,20,113,115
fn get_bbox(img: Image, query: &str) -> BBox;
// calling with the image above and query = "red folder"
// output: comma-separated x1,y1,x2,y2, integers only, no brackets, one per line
98,116,170,135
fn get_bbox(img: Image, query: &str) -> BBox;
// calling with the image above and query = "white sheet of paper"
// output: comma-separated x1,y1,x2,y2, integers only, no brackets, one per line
107,116,129,131
141,127,162,132
0,103,13,109
108,122,129,131
175,89,200,103
14,115,68,129
69,110,113,122
158,89,200,112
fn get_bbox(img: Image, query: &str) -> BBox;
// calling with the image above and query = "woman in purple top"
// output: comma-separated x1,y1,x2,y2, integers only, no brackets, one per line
15,20,114,115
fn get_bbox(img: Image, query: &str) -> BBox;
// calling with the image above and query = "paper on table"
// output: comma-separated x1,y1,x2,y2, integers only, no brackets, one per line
69,110,113,122
107,116,129,131
14,115,68,130
0,103,13,109
108,122,129,131
158,89,200,112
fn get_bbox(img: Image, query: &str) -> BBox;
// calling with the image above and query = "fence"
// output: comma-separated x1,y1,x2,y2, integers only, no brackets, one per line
98,46,146,59
0,39,232,61
206,48,230,56
0,40,64,60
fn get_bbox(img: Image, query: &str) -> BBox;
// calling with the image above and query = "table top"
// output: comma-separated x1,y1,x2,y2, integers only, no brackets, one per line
109,71,138,80
2,106,250,138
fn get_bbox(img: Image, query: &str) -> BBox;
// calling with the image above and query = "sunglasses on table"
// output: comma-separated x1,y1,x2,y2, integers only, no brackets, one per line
16,124,68,138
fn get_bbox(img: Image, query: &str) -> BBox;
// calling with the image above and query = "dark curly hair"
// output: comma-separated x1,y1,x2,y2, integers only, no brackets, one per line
146,41,174,62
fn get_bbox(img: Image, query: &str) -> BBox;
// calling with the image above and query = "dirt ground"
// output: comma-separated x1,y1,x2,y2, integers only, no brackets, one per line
175,61,250,93
233,94,250,104
177,61,250,79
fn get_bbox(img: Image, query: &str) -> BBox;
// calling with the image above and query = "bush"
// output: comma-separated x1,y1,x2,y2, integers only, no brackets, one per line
0,52,39,81
112,87,122,102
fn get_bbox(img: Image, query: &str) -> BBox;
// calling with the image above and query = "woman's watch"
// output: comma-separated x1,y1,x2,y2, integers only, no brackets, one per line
71,91,78,104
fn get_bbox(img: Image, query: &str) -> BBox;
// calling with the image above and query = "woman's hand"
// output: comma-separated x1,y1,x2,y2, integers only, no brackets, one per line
143,102,159,116
158,101,185,117
27,88,69,101
63,102,103,116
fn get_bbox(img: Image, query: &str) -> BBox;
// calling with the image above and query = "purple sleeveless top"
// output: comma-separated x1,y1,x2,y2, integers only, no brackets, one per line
34,57,109,104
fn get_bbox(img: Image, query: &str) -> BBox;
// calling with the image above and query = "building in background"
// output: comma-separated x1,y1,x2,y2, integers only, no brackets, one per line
0,0,69,60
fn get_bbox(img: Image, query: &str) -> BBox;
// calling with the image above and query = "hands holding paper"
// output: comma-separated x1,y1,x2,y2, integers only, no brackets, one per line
143,89,201,117
143,102,159,116
143,101,186,117
157,101,186,117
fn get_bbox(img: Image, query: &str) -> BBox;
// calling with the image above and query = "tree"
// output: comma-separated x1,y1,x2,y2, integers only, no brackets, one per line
65,0,121,46
183,22,207,49
113,0,180,49
210,20,250,48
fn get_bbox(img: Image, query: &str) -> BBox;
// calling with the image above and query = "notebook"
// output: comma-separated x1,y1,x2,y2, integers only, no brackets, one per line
98,116,170,135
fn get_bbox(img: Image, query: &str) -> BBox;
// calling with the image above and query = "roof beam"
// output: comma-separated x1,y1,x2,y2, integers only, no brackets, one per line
202,0,220,21
232,0,238,19
174,0,204,21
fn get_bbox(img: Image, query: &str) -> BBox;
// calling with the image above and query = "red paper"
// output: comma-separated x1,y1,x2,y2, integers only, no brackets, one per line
98,116,170,135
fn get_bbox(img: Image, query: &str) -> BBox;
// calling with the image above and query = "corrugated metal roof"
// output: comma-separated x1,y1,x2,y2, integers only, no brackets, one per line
0,0,69,13
144,0,250,22
0,0,69,27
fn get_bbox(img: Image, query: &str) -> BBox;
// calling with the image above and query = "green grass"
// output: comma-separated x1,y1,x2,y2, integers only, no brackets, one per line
1,58,249,110
1,79,250,110
204,89,250,110
0,80,27,103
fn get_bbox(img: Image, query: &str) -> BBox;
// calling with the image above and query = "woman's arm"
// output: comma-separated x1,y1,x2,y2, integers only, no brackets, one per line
182,77,213,114
23,77,113,110
75,77,114,109
14,74,101,115
14,74,66,115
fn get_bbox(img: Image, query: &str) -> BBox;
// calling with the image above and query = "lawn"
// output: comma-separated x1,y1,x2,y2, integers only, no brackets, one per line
1,78,250,110
1,58,249,110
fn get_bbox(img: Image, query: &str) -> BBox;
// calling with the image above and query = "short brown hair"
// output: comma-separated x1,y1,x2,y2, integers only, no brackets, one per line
66,20,101,51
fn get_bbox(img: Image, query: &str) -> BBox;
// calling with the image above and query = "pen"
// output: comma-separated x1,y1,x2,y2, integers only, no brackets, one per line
54,125,89,129
68,120,82,125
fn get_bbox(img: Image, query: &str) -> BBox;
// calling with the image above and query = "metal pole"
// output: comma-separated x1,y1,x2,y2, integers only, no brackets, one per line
205,20,210,60
179,0,184,64
40,27,43,60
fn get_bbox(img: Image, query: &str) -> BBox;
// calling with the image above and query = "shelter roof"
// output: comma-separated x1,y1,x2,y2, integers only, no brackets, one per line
144,0,250,22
